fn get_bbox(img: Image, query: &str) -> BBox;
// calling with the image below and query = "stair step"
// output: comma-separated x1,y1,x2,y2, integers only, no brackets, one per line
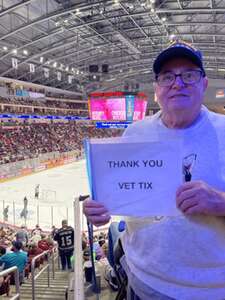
11,260,70,300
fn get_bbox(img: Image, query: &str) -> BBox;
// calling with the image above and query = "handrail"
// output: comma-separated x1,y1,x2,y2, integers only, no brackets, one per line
0,266,20,300
31,250,50,300
51,247,58,279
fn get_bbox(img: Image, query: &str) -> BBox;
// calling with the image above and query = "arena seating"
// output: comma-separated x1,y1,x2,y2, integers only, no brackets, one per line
0,122,122,164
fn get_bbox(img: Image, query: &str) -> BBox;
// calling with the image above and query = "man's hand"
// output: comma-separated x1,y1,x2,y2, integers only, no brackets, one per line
176,180,225,216
83,198,111,227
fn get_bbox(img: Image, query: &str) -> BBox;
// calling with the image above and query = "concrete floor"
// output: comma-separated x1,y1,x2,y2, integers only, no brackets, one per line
67,271,117,300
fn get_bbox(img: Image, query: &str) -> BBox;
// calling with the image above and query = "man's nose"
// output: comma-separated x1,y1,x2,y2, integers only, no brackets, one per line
172,75,185,88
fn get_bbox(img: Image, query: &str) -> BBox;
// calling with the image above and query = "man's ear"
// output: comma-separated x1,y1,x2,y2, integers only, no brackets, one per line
203,76,208,91
153,82,158,103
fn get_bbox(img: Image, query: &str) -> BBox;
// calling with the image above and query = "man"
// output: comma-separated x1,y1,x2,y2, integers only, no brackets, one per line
34,184,40,199
54,220,74,270
0,241,27,284
15,225,28,247
3,205,9,222
51,225,58,239
20,196,28,220
83,41,225,300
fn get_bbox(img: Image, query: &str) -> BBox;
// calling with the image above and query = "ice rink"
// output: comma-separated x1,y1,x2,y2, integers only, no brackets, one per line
0,160,90,230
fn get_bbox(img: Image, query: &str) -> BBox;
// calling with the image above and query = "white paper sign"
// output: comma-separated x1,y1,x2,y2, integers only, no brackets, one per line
86,138,183,217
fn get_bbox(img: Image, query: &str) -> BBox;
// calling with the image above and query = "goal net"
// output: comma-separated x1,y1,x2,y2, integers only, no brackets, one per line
41,189,56,204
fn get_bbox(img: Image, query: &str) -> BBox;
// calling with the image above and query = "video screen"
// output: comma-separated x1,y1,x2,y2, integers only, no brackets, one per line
89,93,147,121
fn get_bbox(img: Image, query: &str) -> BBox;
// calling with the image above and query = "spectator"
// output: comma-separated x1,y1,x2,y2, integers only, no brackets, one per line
38,234,52,252
51,225,57,239
0,241,27,284
15,225,28,247
31,224,42,236
29,232,42,245
83,41,225,299
54,220,74,270
0,122,122,165
27,242,44,274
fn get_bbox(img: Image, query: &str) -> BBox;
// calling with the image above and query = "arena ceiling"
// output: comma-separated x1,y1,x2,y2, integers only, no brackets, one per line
0,0,225,98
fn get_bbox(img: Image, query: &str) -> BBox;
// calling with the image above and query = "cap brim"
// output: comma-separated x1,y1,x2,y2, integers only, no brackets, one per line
153,47,203,74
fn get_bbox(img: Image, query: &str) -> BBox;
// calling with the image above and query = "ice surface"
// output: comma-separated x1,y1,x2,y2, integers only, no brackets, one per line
0,160,89,230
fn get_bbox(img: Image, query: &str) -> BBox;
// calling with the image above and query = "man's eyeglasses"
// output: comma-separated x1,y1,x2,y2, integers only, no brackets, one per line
155,70,204,87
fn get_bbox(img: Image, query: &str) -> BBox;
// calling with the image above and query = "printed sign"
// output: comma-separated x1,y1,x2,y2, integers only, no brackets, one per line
85,137,183,217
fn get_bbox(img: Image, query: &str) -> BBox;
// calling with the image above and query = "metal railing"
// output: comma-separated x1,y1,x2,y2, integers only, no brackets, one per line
31,248,58,300
0,266,20,300
51,247,59,279
31,250,50,300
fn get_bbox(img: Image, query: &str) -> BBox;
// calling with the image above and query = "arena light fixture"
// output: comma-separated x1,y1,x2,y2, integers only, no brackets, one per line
12,49,17,55
3,46,8,51
53,62,57,68
169,34,176,41
40,57,44,63
23,49,28,55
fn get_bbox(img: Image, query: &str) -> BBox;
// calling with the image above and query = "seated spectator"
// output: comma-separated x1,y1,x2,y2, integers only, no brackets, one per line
0,275,10,296
0,246,6,257
29,232,41,245
38,234,52,251
0,122,122,165
0,241,27,284
0,227,6,238
31,224,43,236
26,242,44,275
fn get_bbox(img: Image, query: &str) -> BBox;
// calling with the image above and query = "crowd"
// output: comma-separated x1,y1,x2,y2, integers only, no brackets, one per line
0,106,88,117
0,96,85,110
0,224,55,296
0,97,88,117
0,122,122,164
0,222,112,297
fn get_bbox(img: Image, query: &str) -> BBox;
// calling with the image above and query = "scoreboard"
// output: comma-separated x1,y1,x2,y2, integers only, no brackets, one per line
88,91,147,122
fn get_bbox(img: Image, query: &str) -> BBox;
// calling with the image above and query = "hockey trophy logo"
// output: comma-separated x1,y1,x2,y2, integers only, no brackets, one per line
182,154,197,182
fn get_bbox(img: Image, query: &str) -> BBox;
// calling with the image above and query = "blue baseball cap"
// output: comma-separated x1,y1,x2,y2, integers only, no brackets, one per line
153,41,205,76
